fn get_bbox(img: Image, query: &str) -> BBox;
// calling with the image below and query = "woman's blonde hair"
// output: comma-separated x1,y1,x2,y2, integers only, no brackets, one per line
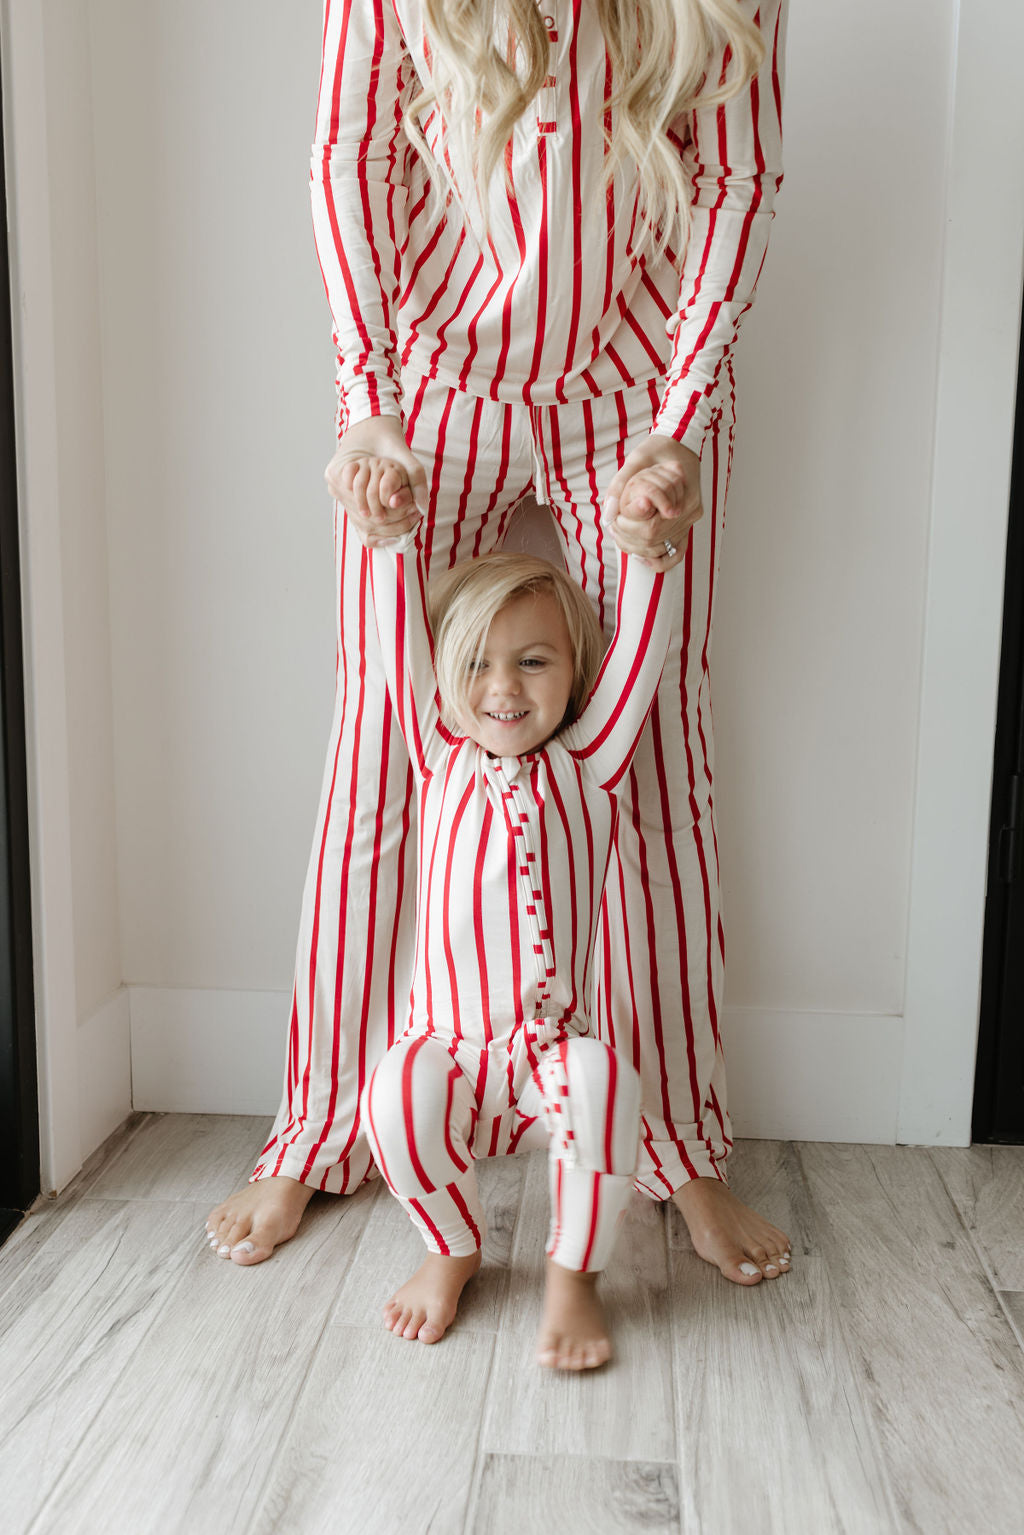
408,0,765,255
429,551,605,733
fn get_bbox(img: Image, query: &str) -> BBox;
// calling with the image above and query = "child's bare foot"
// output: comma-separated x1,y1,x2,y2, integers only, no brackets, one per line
205,1176,314,1265
382,1251,482,1344
671,1177,792,1285
536,1258,612,1371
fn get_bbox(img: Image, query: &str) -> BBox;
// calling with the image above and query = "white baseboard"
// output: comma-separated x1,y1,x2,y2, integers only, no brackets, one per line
128,986,909,1144
78,987,133,1167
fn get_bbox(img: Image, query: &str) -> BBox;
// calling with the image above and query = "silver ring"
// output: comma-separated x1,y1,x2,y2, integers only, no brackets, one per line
663,539,677,559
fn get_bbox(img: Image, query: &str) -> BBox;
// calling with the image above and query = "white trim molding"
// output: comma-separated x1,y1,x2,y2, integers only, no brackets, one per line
898,0,1024,1144
2,0,82,1192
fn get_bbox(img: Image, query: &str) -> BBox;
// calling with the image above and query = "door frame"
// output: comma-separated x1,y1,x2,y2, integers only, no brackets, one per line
897,0,1024,1144
0,27,39,1237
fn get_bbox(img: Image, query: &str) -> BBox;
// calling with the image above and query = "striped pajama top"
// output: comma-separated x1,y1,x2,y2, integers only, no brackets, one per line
368,534,683,1045
312,0,785,451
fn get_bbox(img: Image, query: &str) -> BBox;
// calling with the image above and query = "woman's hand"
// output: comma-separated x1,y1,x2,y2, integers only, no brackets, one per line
325,416,428,546
603,435,703,569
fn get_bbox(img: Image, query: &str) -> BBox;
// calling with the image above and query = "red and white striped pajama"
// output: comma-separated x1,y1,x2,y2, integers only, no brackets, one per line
252,0,785,1200
359,533,680,1268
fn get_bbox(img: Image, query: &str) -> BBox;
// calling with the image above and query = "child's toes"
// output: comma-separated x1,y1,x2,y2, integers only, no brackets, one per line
385,1304,413,1336
536,1332,563,1369
401,1307,428,1341
582,1339,611,1370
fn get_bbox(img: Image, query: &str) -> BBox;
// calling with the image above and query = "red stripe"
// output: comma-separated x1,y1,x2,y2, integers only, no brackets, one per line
603,1043,619,1173
489,144,527,398
402,1038,437,1193
408,1197,450,1256
472,801,495,1043
442,1064,470,1174
422,388,456,573
449,1181,482,1247
550,1157,564,1256
580,398,607,628
364,1066,398,1193
539,410,588,592
542,770,580,1018
523,136,549,402
558,0,585,400
448,396,485,568
579,1172,601,1272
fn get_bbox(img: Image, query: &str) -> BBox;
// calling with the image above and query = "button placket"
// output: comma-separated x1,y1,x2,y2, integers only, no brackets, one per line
536,9,558,135
494,761,556,1016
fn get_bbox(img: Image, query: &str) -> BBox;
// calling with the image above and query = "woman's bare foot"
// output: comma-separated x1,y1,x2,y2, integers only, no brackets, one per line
536,1259,612,1371
671,1177,792,1285
383,1251,482,1344
205,1176,315,1265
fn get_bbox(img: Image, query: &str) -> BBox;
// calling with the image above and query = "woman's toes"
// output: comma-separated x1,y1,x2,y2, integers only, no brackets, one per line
735,1261,763,1283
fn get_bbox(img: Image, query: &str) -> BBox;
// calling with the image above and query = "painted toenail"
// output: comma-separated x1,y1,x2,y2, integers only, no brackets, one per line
232,1241,255,1255
217,1245,231,1256
739,1262,760,1276
765,1264,778,1273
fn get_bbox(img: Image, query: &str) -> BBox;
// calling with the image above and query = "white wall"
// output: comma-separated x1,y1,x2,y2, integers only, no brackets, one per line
7,0,1022,1177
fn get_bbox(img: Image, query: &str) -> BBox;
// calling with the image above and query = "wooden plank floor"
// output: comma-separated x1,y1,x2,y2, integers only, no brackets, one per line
1,1116,1023,1535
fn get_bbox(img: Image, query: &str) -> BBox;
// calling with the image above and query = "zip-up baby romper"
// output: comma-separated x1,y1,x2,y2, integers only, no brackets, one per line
253,0,786,1201
361,534,683,1268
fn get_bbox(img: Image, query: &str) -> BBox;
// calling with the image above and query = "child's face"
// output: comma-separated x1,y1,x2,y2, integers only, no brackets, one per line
461,590,575,756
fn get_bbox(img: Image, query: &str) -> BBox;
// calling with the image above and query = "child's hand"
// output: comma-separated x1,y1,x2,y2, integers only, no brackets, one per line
603,437,703,569
326,417,427,546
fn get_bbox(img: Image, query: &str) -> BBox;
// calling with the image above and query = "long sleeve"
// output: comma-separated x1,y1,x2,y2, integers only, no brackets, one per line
367,532,453,779
653,0,786,453
560,552,683,792
311,0,419,432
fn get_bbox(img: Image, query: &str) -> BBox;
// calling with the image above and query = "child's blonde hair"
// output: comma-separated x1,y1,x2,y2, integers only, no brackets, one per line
429,552,605,732
408,0,766,257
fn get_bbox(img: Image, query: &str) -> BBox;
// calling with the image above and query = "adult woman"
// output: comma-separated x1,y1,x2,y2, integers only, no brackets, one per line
207,0,791,1285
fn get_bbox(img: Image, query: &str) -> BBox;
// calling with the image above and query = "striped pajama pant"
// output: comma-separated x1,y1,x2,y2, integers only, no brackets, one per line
253,368,735,1200
363,1030,641,1271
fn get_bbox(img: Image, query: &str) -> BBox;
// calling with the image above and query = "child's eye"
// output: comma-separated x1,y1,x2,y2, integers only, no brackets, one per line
468,659,488,675
520,657,545,669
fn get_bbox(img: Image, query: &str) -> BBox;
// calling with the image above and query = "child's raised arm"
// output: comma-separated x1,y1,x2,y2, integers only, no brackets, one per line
365,529,455,780
560,551,683,792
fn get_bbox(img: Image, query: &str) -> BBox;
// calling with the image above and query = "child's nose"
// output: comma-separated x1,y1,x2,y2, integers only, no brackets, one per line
491,665,521,694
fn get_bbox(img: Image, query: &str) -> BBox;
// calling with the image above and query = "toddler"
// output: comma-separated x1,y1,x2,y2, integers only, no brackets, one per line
353,470,682,1370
